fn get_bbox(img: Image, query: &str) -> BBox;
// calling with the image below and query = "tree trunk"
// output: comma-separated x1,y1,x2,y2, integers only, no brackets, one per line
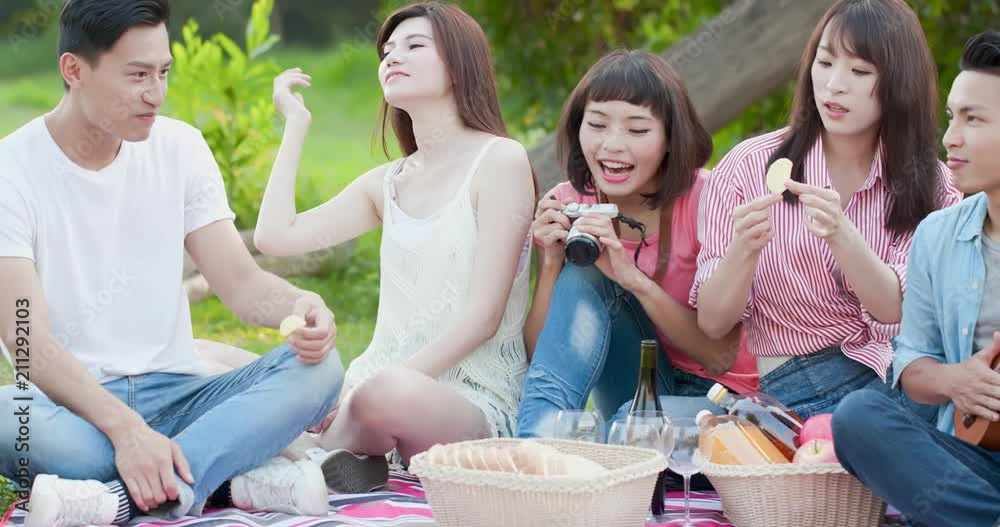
528,0,836,191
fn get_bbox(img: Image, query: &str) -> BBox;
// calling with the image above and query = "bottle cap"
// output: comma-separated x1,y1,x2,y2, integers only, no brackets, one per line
696,410,714,427
707,383,729,405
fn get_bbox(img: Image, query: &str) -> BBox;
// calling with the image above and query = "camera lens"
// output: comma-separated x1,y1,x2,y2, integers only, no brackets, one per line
565,235,601,266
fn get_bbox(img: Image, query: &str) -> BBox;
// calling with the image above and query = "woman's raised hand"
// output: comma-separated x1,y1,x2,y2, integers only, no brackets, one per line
273,68,312,123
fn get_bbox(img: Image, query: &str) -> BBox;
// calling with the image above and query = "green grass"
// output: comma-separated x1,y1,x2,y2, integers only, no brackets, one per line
191,232,381,366
0,360,11,386
184,44,388,364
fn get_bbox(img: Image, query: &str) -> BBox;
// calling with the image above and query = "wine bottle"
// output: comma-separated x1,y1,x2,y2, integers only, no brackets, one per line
629,339,663,414
696,411,789,465
707,383,804,461
630,339,665,516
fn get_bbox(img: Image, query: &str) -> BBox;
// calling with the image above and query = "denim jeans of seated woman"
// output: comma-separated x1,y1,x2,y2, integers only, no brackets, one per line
516,264,721,439
759,346,938,423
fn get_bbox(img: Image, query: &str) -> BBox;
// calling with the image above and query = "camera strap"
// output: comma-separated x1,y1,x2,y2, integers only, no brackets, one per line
616,214,649,266
596,188,649,267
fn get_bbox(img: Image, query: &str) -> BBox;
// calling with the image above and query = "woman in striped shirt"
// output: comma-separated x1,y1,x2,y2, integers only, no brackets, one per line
691,0,962,419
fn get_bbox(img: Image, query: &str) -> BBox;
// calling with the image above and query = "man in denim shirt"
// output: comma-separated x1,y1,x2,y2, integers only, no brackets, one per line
832,31,1000,527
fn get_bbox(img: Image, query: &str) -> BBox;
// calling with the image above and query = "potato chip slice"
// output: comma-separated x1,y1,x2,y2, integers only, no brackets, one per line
279,315,307,337
765,158,793,195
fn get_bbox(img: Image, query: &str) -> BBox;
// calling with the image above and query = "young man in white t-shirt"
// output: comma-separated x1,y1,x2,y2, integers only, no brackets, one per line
0,1,344,523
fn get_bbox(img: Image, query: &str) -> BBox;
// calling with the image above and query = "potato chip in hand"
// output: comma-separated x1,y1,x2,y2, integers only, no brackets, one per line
766,158,793,195
279,315,307,337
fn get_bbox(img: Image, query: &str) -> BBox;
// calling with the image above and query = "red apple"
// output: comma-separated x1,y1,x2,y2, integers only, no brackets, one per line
793,439,839,465
798,413,834,447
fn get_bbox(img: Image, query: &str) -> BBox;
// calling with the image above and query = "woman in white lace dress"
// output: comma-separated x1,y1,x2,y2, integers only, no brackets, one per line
252,2,535,493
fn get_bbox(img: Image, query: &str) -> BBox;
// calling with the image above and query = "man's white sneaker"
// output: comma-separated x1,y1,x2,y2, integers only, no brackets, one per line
24,474,120,527
231,457,328,516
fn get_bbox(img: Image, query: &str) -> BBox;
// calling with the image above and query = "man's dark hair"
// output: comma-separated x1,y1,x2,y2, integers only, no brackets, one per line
959,30,1000,76
58,0,170,86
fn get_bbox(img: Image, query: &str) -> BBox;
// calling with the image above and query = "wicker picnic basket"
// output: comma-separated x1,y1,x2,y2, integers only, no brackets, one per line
702,461,887,527
409,438,668,527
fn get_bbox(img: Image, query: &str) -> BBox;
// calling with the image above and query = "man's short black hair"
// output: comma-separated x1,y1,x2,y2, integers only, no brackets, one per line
58,0,170,66
959,30,1000,76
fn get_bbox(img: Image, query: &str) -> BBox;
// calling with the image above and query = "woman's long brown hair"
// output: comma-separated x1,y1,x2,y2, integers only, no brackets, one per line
374,2,508,158
769,0,943,233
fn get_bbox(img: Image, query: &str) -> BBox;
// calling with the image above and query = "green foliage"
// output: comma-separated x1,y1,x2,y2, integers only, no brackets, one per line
0,481,15,516
191,232,381,364
458,0,727,136
1,21,60,80
913,0,999,130
165,0,283,229
185,42,390,364
460,0,998,154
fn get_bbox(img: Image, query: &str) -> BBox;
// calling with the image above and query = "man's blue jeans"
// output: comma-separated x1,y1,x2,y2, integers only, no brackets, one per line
517,264,719,439
833,389,1000,527
0,344,344,517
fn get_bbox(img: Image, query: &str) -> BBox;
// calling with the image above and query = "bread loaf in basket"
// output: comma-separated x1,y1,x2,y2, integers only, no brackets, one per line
410,438,668,527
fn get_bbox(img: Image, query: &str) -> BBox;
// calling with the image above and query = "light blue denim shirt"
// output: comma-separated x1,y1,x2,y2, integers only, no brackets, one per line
893,193,988,435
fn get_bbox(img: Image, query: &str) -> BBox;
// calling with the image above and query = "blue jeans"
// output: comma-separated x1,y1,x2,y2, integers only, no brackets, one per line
833,390,1000,527
517,265,720,439
0,344,343,517
759,347,936,422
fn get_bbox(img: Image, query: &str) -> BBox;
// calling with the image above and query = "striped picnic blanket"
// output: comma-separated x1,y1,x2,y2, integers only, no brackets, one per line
3,472,433,527
3,471,908,526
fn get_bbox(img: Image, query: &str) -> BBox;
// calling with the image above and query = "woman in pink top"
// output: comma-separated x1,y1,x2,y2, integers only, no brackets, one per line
691,0,961,419
516,49,757,440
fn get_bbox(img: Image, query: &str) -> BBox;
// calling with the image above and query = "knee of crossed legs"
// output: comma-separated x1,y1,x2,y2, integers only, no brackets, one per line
347,366,419,431
291,348,346,412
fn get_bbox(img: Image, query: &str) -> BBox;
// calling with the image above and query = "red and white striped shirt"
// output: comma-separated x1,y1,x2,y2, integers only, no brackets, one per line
689,128,962,380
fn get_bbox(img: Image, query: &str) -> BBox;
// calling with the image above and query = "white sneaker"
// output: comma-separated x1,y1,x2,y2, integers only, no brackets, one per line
25,474,119,527
231,457,328,516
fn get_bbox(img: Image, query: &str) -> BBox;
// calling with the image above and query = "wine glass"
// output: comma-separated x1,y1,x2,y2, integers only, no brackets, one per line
551,410,606,443
607,411,673,524
660,417,712,526
607,413,671,449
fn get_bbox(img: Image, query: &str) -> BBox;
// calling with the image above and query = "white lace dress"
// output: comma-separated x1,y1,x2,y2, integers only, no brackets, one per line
344,138,531,437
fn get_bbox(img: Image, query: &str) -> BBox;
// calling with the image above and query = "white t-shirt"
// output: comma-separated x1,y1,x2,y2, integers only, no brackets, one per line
0,116,235,383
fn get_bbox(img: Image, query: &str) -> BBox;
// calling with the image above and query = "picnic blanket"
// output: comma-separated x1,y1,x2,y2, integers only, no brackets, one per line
3,471,909,526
